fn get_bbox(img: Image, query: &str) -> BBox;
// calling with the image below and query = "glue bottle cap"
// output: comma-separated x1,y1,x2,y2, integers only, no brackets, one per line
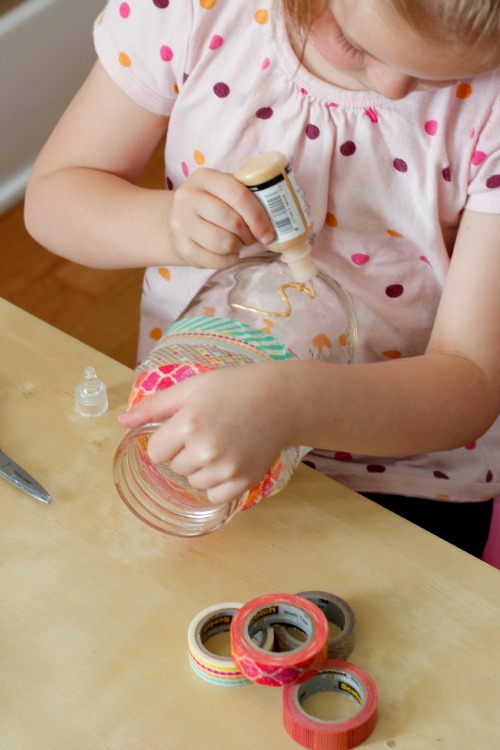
75,367,108,417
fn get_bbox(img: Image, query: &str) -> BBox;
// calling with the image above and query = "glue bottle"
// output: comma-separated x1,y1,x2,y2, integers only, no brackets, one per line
233,151,317,283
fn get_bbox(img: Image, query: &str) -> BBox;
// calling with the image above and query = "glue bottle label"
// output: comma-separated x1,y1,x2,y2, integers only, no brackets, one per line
248,166,312,243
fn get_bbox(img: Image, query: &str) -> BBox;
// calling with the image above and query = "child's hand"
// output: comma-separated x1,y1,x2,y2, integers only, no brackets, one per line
118,364,293,504
167,168,275,269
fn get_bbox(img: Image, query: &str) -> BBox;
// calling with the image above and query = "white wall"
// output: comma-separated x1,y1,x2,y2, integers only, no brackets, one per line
0,0,103,214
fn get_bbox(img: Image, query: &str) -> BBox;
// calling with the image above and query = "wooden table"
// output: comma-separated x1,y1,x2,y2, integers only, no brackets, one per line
1,297,499,748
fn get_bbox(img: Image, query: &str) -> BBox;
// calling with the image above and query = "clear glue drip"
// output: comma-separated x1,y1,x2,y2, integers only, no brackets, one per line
75,366,108,417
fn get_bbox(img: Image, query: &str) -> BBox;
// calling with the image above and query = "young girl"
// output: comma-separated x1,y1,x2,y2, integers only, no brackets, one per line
24,0,500,556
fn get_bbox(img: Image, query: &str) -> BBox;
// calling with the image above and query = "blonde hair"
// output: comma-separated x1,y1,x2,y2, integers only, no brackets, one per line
282,0,500,53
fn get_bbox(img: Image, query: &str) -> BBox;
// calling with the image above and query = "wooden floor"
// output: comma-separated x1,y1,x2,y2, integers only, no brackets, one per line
0,144,165,369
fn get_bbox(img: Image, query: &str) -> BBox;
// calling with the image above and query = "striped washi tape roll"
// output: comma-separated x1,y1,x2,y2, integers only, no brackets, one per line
274,591,356,661
188,602,274,686
230,593,328,687
282,659,378,749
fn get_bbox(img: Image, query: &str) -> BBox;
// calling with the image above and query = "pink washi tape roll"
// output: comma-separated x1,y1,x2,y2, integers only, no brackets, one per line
230,593,328,687
188,602,274,686
274,591,356,661
282,659,378,749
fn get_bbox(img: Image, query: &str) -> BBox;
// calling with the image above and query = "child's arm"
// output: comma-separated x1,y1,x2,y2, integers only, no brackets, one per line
119,209,500,504
24,61,272,270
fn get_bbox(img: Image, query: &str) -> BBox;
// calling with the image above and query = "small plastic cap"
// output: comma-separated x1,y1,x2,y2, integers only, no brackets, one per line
75,367,108,417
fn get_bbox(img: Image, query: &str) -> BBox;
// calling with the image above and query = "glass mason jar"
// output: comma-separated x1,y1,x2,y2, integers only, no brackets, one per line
113,254,356,537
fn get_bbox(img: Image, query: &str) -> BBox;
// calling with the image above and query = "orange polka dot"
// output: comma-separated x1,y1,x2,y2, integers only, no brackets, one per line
150,327,162,341
118,52,132,67
203,306,216,317
387,228,403,238
174,83,179,94
383,350,401,359
158,268,171,281
194,150,205,165
436,494,450,500
338,332,347,347
200,0,217,9
313,333,331,351
261,318,274,334
97,14,104,25
325,212,338,228
255,9,269,24
456,82,473,99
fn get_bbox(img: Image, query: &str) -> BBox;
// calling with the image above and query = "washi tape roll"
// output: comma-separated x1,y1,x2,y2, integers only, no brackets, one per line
282,659,378,749
274,591,356,661
230,593,328,687
188,602,274,686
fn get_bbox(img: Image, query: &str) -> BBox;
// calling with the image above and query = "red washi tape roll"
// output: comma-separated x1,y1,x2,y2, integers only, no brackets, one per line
282,659,378,749
274,591,356,661
230,593,328,687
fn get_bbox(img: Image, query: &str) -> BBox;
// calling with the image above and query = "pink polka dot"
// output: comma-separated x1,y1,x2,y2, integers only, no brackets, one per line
471,150,487,165
213,82,230,97
334,452,352,461
340,141,356,156
420,255,431,265
465,441,477,450
351,253,370,265
424,120,438,135
256,107,273,119
306,124,320,139
328,102,339,108
365,107,378,123
160,45,173,61
442,166,451,181
181,162,189,177
261,57,270,70
393,158,408,172
209,34,223,50
119,2,130,18
385,284,404,298
486,174,500,188
300,87,308,95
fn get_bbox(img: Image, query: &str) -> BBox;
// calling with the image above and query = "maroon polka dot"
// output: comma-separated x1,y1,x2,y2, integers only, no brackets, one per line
393,158,408,172
256,107,273,119
334,452,353,461
166,176,174,190
486,469,493,482
442,166,451,181
433,470,449,479
367,465,386,473
306,124,320,139
152,0,169,7
302,460,317,470
213,82,230,98
486,174,500,189
340,141,356,156
385,284,404,298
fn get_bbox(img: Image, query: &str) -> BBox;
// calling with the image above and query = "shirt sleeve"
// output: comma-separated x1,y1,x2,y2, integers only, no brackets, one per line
93,0,193,116
466,82,500,214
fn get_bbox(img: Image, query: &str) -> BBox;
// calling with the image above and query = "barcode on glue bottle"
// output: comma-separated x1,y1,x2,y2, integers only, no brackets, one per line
249,166,310,242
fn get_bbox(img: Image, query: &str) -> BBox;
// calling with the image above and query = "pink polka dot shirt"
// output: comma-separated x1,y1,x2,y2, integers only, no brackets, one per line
94,0,500,502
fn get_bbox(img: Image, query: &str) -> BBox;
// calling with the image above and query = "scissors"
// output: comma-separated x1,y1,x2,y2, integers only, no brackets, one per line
0,449,52,504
